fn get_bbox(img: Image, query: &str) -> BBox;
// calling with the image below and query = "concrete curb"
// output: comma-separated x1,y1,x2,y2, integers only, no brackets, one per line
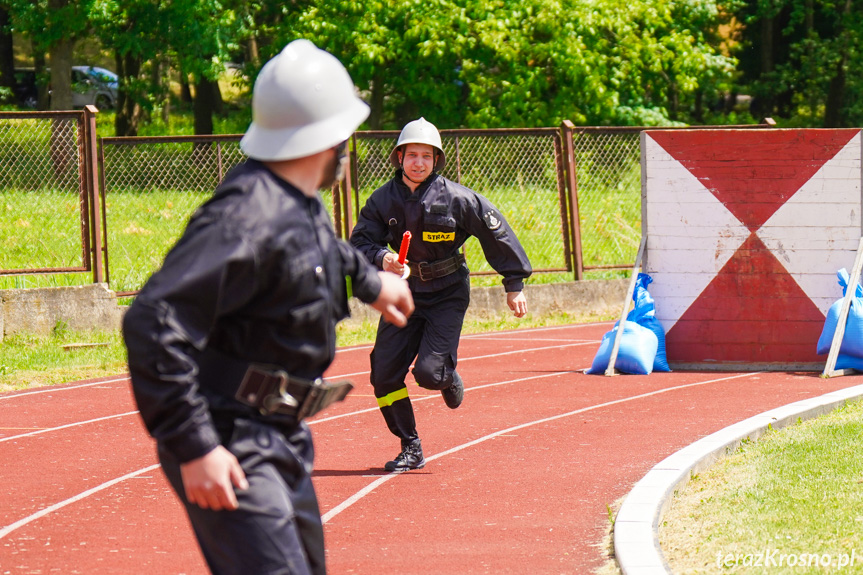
0,279,629,340
614,383,863,574
0,283,123,340
345,278,629,325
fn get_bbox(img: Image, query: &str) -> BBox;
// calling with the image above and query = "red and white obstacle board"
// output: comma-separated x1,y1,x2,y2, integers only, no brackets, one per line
642,129,862,369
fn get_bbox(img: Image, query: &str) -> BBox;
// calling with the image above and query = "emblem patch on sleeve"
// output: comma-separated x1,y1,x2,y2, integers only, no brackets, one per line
483,210,502,230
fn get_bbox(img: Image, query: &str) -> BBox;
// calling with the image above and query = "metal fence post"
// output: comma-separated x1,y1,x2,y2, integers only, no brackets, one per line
561,120,584,280
454,135,462,184
83,106,104,283
552,132,573,273
348,133,360,236
341,139,355,237
96,135,112,287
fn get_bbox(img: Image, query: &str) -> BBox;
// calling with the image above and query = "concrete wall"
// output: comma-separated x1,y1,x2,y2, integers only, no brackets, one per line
346,278,629,325
0,283,123,339
0,279,628,340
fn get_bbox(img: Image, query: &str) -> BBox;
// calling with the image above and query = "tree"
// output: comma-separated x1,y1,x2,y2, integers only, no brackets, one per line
7,0,94,179
167,0,243,135
91,0,170,135
11,0,96,110
285,0,739,129
735,0,863,127
0,0,765,130
282,0,470,129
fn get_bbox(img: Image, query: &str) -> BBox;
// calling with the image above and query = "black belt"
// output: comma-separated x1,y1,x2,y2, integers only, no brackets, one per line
234,365,353,420
409,253,466,281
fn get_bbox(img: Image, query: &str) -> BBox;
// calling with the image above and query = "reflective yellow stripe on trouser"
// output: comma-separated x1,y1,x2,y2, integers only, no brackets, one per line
376,387,409,408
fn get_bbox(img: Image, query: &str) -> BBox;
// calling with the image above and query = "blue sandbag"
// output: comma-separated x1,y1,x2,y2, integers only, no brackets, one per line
627,273,671,372
816,269,863,357
833,353,863,371
586,272,669,375
586,320,659,375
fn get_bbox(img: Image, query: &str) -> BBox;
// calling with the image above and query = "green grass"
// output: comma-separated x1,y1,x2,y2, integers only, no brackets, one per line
659,399,863,573
103,189,205,292
1,189,93,272
0,325,128,392
0,108,641,290
94,109,252,138
0,181,631,293
0,307,609,393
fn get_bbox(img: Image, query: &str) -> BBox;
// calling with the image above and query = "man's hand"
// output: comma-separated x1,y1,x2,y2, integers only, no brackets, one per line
507,291,528,318
180,445,249,511
381,252,407,277
372,271,414,327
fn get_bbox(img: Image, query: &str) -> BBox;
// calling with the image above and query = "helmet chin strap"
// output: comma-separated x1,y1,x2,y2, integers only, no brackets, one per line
399,150,438,185
401,164,425,185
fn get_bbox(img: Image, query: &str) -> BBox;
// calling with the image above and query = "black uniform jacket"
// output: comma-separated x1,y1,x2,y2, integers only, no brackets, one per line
350,172,531,293
123,159,382,464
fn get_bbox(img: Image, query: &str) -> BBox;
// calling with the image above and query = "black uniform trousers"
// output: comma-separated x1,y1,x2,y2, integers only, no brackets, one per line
370,276,470,444
158,417,325,575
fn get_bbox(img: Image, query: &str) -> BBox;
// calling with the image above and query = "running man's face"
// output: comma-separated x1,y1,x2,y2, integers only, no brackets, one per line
399,143,436,183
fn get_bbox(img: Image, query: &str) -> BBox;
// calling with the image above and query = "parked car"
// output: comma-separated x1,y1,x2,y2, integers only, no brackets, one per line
71,66,118,109
12,65,119,110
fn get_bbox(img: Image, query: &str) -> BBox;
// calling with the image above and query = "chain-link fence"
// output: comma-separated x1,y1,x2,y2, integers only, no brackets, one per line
0,110,98,287
99,128,574,295
0,113,773,294
99,136,246,295
571,127,643,274
98,135,345,295
351,128,571,277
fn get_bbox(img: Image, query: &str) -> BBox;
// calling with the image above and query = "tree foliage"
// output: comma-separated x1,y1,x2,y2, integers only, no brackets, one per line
282,0,738,129
4,0,861,131
733,0,862,127
9,0,97,110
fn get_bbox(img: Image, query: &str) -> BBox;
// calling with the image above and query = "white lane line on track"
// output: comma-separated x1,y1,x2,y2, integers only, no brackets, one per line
331,341,597,379
0,376,129,401
335,344,374,354
0,326,605,538
320,371,763,525
0,372,576,537
309,371,575,425
0,411,139,443
463,323,608,336
0,464,161,541
0,343,593,439
461,336,594,342
333,322,609,355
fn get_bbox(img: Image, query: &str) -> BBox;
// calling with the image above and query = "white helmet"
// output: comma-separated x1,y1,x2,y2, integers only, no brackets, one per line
388,117,446,171
240,39,370,161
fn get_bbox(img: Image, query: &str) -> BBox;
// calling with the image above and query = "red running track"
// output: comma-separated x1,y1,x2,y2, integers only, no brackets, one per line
1,322,860,574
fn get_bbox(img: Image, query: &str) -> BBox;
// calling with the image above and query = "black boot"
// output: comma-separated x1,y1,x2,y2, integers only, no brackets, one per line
385,439,425,471
441,372,464,409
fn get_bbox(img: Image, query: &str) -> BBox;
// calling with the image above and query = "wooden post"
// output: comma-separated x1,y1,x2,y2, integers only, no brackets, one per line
822,236,863,377
84,105,103,283
606,236,646,376
561,120,584,281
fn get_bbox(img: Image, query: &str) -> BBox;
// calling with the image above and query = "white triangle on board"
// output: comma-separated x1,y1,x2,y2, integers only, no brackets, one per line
757,132,863,315
643,134,751,332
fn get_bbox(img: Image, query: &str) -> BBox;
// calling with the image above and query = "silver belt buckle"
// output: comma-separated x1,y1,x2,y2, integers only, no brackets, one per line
236,367,299,416
261,370,299,415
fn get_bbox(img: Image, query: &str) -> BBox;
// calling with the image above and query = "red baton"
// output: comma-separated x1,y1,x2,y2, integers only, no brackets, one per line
398,231,411,264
